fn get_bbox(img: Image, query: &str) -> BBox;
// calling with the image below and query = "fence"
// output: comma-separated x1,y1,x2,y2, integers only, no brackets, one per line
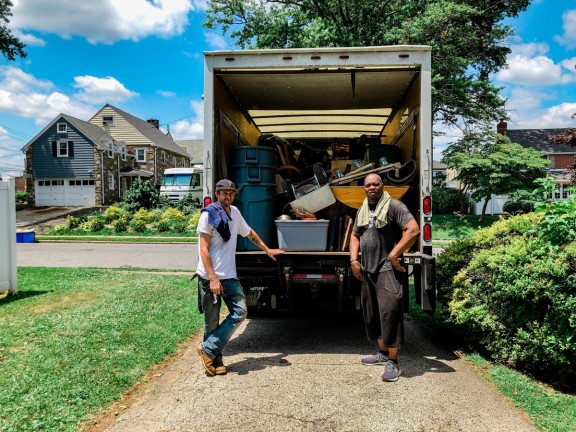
0,177,18,295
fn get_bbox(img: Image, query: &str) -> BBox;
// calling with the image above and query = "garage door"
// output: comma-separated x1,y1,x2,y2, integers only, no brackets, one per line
67,180,96,206
35,180,65,206
35,179,96,207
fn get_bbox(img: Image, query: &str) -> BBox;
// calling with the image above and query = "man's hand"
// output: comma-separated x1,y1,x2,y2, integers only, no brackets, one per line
266,249,285,261
389,254,405,272
210,277,223,295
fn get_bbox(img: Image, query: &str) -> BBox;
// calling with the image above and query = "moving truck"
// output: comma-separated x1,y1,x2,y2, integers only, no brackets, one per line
202,46,435,313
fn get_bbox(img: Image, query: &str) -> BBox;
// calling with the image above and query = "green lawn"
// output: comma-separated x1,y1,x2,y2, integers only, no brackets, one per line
433,214,502,241
0,268,202,432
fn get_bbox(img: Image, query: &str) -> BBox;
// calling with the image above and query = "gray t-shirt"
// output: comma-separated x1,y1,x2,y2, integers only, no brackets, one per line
352,198,415,273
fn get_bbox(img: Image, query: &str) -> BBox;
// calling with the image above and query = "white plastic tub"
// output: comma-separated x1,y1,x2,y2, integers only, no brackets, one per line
275,219,329,251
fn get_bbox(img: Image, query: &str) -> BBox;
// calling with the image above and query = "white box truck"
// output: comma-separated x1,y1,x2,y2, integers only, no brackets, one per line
202,46,435,313
160,165,203,204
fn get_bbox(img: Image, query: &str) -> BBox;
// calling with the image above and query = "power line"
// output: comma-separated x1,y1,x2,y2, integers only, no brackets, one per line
0,123,33,141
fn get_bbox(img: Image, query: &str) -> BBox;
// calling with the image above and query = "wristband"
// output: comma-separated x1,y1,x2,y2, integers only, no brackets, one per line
350,259,359,264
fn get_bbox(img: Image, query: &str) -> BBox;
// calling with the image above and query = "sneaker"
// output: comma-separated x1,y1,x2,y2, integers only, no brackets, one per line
213,354,228,376
361,352,388,366
197,345,215,376
381,360,401,382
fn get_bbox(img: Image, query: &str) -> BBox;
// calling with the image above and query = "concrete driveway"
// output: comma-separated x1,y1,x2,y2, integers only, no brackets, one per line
86,313,537,432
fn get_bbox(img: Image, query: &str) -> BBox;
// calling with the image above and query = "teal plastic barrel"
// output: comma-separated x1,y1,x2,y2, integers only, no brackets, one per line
234,184,277,251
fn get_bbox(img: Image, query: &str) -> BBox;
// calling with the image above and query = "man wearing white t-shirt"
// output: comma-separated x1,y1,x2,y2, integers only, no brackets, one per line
195,179,284,376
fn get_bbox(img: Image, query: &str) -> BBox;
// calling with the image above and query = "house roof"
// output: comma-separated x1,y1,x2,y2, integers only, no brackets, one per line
175,139,202,164
504,128,576,154
104,104,191,158
21,113,128,153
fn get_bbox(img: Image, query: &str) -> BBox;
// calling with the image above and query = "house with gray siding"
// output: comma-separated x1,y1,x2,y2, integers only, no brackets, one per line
22,114,136,207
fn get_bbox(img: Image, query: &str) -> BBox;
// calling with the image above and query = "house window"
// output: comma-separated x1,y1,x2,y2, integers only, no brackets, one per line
161,151,166,164
136,148,146,162
121,146,127,161
57,123,67,133
102,115,114,126
108,172,115,190
58,141,69,157
108,142,114,158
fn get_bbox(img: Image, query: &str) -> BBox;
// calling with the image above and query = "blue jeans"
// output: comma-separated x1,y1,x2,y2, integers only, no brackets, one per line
198,276,247,359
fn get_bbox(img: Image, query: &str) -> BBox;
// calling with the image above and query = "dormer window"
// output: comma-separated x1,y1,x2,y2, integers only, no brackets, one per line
102,115,114,126
57,123,67,133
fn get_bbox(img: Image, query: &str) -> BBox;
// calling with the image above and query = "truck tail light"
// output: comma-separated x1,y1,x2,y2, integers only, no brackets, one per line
203,196,211,208
423,195,432,215
423,223,432,242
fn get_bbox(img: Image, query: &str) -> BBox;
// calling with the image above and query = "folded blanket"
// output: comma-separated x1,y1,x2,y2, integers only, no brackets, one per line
356,191,391,228
201,202,232,241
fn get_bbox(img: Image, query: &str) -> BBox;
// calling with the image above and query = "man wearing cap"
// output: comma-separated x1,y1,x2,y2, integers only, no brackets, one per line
195,179,284,376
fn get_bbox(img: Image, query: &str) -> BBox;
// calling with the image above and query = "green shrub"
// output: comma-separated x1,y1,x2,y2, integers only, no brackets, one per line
103,205,123,223
15,191,28,204
122,178,162,213
112,214,130,232
88,217,105,232
503,189,536,215
175,193,201,215
154,218,171,232
437,211,576,386
432,187,469,214
130,218,148,233
66,215,80,229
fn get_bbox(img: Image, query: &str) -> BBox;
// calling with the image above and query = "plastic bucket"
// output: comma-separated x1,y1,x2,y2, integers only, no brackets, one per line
234,184,277,251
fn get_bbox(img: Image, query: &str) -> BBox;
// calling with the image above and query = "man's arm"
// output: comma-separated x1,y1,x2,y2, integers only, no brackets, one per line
199,232,223,295
388,219,419,272
349,231,362,280
247,229,285,260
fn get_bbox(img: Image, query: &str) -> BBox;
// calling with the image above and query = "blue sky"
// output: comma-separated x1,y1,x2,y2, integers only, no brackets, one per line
0,0,575,176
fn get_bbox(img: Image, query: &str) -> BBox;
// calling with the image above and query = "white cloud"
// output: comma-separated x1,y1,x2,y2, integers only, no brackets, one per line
11,29,46,47
205,32,229,49
11,0,195,44
157,90,177,97
496,51,576,86
170,99,204,139
72,75,139,104
0,67,134,125
554,9,576,49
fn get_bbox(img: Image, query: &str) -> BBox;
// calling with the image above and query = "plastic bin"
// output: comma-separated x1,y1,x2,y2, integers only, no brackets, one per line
230,146,279,166
235,184,277,251
275,219,329,251
16,230,35,243
230,164,276,185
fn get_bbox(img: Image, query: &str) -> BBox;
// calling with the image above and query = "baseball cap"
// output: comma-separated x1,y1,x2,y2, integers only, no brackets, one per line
215,179,238,192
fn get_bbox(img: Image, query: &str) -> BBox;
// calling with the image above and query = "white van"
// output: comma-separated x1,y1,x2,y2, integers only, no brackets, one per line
160,165,203,204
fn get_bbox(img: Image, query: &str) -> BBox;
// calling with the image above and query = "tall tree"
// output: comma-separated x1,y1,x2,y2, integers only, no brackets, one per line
0,0,25,60
205,0,531,128
442,128,549,220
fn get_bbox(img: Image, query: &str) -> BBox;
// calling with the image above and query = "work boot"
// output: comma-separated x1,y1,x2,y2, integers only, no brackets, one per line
197,345,215,376
213,354,228,375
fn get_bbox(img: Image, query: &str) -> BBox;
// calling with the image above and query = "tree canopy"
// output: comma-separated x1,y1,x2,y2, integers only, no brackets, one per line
442,128,549,219
205,0,531,128
0,0,25,61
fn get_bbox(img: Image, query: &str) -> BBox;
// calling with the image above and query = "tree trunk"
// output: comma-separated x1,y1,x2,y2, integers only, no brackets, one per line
480,196,490,222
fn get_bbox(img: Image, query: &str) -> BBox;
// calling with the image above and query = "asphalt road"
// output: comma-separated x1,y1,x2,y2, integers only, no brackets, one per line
17,242,198,270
